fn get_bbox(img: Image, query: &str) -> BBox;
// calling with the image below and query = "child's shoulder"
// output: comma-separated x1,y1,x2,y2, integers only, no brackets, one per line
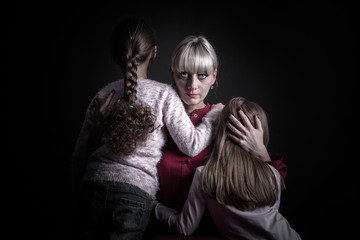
140,78,172,90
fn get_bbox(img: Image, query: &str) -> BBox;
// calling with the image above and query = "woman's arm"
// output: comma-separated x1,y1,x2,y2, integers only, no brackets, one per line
163,86,223,157
269,153,287,179
155,168,206,236
72,90,115,202
226,108,287,178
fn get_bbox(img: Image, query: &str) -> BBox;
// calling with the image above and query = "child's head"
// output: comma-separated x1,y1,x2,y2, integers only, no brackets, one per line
202,97,280,211
222,97,269,146
111,17,157,103
107,17,156,155
112,17,156,70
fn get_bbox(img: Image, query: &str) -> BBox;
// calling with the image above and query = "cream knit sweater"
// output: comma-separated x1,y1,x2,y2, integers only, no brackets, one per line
72,78,220,197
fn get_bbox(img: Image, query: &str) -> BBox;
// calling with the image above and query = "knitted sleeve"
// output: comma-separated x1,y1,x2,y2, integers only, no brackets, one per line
155,167,206,236
71,96,99,202
162,86,221,157
71,83,116,199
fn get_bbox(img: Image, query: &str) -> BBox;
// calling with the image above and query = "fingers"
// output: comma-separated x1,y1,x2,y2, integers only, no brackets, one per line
89,98,100,116
94,98,100,109
226,120,243,138
238,109,255,130
227,113,247,134
100,90,115,113
254,115,263,131
226,131,239,144
227,132,249,152
212,102,224,110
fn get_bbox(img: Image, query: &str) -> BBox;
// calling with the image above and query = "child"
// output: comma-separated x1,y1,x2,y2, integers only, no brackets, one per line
155,97,301,240
72,17,223,239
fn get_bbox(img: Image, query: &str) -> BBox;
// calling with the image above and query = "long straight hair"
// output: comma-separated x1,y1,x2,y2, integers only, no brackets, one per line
106,17,156,155
201,97,284,211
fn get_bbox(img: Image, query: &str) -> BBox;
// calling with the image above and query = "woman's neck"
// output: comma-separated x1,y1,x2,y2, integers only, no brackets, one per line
185,102,206,115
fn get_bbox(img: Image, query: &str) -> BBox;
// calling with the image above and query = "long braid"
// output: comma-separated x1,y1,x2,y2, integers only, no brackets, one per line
105,18,156,155
124,55,138,104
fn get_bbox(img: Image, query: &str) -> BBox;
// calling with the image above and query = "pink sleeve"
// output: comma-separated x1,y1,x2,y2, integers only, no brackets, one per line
162,86,221,157
155,168,206,236
268,153,287,179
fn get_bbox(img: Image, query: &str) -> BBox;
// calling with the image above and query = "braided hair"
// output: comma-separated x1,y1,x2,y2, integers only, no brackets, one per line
106,17,156,155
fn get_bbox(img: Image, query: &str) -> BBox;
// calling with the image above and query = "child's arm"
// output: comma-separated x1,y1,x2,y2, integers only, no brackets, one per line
155,168,206,236
72,90,115,203
163,86,223,157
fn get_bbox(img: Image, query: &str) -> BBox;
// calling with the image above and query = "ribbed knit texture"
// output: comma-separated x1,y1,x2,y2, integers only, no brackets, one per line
73,79,220,197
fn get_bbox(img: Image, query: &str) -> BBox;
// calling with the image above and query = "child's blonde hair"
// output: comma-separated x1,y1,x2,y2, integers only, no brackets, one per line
201,97,285,211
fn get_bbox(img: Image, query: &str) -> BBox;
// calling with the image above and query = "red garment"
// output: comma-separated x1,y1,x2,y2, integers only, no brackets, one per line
157,103,287,211
269,153,287,179
157,103,213,211
154,103,220,239
152,103,287,240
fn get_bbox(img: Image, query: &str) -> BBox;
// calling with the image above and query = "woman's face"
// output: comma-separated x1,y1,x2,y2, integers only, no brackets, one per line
172,68,217,113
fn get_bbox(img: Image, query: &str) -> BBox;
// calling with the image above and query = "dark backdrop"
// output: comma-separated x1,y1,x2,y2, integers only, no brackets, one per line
7,1,356,239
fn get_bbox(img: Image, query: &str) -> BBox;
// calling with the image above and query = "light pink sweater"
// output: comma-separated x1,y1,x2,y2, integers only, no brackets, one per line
73,79,221,197
155,166,301,240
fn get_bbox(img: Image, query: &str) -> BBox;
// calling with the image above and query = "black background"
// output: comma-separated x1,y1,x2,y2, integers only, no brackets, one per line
6,1,357,239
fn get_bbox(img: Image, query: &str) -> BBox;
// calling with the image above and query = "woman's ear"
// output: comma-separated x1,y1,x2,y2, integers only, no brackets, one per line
170,66,175,78
151,45,157,61
212,68,218,85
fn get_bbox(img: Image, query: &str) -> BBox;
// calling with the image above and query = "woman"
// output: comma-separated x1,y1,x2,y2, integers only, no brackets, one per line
154,97,301,240
147,36,287,239
157,35,220,211
72,18,223,240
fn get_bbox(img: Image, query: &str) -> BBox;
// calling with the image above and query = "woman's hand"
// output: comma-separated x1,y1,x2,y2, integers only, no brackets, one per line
90,90,116,126
88,90,116,149
226,109,271,162
211,102,224,110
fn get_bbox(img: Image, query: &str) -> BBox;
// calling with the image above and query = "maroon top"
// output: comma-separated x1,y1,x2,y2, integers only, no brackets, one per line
157,103,213,211
151,103,287,239
157,103,287,211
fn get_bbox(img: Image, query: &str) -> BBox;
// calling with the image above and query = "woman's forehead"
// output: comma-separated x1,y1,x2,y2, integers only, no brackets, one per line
174,55,215,74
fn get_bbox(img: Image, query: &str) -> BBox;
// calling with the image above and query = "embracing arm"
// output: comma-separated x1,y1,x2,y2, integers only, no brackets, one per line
155,168,206,236
72,90,115,202
163,86,223,157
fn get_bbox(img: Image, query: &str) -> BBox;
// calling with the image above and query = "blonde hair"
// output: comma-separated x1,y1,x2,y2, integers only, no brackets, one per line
171,35,218,75
201,97,284,211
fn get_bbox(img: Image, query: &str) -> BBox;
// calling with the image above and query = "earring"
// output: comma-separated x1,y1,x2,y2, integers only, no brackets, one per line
211,85,214,90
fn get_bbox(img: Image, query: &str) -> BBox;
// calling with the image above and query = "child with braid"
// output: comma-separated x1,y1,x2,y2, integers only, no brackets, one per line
72,18,223,240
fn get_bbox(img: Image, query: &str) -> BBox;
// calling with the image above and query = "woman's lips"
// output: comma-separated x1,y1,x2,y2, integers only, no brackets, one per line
187,94,197,98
